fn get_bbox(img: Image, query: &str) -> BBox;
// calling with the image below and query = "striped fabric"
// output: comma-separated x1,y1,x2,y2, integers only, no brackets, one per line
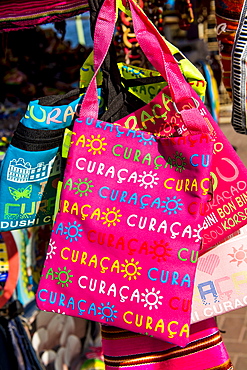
101,318,234,370
0,0,89,32
215,0,244,98
231,0,247,134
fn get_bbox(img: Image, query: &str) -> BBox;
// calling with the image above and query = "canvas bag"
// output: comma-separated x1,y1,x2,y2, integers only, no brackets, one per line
0,91,83,232
115,76,247,252
36,0,214,347
112,46,247,252
80,3,247,252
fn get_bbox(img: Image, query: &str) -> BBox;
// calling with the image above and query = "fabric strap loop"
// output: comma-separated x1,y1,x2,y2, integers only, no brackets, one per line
78,0,194,120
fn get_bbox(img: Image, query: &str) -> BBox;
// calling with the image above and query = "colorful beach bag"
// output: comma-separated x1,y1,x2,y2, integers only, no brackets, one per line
83,2,247,251
36,0,214,347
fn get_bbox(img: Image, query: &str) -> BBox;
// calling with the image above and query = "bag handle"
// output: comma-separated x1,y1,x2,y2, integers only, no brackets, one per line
79,0,194,120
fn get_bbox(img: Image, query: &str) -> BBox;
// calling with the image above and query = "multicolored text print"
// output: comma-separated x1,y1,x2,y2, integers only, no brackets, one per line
36,117,213,346
116,84,247,250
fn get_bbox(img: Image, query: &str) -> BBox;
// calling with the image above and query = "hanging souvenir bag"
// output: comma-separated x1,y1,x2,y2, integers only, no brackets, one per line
80,2,247,251
113,16,247,252
0,90,82,232
36,0,214,347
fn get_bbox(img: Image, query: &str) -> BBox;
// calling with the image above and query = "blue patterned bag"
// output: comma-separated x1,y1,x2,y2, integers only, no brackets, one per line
0,91,83,231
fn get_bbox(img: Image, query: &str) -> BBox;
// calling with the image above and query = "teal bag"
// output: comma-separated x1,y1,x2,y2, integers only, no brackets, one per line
0,90,83,231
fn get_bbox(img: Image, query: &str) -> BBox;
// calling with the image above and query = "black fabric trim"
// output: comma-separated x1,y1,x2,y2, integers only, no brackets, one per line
173,52,185,62
11,122,65,151
38,88,81,106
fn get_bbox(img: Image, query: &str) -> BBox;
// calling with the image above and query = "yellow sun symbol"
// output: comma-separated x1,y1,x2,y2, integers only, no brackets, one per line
86,134,107,155
121,258,142,280
101,207,122,227
228,245,247,266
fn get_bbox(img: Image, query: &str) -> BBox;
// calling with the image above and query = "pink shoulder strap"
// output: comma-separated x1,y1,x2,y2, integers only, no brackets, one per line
79,0,198,121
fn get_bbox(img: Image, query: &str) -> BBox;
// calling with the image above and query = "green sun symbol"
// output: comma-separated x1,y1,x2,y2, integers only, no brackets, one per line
54,267,73,287
172,151,186,172
73,178,94,197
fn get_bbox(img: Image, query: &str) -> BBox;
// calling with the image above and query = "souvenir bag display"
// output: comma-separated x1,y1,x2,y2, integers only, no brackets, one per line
114,27,247,251
82,1,247,252
36,0,215,347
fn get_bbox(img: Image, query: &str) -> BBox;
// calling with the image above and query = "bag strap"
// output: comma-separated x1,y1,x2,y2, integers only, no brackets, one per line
78,0,194,120
38,88,81,106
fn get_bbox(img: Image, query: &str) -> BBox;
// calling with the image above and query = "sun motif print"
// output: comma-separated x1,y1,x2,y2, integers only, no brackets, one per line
86,134,107,155
172,151,186,172
193,224,204,243
228,245,247,266
121,258,142,280
101,207,122,227
98,302,118,322
54,267,73,287
149,240,172,262
73,178,94,196
138,170,159,189
141,287,163,310
161,196,183,215
64,221,83,242
45,240,57,260
137,132,156,146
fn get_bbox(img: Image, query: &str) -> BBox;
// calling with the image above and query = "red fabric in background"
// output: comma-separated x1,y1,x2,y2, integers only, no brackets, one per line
0,0,89,32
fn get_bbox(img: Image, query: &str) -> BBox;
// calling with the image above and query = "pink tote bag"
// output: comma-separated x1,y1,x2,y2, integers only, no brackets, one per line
36,0,214,347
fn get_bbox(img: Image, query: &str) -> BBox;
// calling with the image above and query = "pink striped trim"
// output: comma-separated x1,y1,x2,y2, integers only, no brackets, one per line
0,0,89,32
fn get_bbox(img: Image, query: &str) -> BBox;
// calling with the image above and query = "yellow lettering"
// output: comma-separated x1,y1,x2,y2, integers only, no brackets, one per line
100,257,110,273
61,247,70,260
179,323,189,338
111,259,120,273
164,178,174,189
80,251,88,265
123,311,133,324
154,319,165,333
76,134,86,147
88,254,97,268
71,202,79,215
81,204,91,220
90,207,101,220
167,321,178,338
145,316,153,330
62,200,70,213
